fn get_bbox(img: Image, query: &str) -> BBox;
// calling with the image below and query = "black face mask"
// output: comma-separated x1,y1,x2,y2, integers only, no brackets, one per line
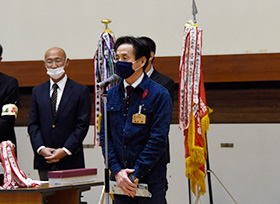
115,60,141,79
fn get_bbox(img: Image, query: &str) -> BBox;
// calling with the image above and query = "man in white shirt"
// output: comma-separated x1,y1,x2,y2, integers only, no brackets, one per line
28,47,91,180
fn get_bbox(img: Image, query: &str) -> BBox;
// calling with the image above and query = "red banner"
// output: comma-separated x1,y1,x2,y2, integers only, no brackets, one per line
179,22,210,196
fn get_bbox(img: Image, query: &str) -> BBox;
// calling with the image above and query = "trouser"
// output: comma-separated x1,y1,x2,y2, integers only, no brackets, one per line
38,164,58,181
0,174,3,186
114,178,168,204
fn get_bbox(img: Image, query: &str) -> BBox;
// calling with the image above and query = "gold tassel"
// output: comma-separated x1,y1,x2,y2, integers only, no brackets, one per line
97,113,102,131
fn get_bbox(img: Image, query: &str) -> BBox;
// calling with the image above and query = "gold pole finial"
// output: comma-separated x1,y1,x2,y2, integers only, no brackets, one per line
101,19,112,30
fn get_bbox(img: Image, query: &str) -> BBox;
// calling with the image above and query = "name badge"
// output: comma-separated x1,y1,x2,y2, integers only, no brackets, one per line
132,105,146,124
132,114,146,124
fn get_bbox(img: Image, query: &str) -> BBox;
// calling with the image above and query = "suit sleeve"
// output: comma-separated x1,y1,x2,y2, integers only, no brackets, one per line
0,78,19,141
28,88,45,151
63,86,92,153
165,78,175,104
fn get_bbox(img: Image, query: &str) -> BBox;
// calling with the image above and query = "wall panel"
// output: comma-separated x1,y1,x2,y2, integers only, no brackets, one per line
3,53,279,125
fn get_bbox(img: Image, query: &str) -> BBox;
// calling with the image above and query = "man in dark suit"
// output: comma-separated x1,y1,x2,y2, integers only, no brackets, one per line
140,37,175,164
140,37,175,103
0,44,20,185
0,44,19,148
28,47,91,181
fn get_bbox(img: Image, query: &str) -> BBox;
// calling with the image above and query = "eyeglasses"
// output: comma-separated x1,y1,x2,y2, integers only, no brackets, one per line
45,59,65,66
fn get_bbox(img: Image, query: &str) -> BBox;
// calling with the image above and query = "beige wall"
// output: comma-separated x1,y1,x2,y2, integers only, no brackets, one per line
1,0,279,61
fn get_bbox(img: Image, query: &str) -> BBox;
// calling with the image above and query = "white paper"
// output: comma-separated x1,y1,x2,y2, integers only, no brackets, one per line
110,181,152,198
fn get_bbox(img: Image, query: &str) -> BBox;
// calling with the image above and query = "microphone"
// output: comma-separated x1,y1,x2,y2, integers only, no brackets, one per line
97,74,121,87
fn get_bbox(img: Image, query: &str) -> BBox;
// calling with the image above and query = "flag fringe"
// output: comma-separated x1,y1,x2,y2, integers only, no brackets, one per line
185,157,206,196
201,112,210,157
185,110,210,196
188,112,206,164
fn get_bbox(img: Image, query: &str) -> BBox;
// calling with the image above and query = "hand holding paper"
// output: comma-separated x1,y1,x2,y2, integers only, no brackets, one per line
115,169,137,197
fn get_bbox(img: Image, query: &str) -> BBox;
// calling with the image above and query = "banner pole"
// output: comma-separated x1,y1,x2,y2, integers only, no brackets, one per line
205,133,214,204
188,179,192,204
103,87,110,204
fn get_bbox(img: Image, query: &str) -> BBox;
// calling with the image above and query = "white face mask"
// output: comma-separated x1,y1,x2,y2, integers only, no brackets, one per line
45,57,67,79
46,66,65,79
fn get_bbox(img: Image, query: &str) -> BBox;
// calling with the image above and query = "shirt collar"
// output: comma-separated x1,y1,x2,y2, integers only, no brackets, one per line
123,73,144,89
146,65,154,78
50,74,68,91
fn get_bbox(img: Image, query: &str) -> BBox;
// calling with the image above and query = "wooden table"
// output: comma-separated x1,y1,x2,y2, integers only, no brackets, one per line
0,181,104,204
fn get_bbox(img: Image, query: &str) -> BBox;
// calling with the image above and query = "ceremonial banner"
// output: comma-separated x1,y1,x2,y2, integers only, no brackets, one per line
0,141,40,189
179,21,210,196
93,28,116,146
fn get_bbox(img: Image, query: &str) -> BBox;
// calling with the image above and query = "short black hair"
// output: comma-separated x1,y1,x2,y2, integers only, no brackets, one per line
0,44,3,56
140,36,156,54
114,36,150,70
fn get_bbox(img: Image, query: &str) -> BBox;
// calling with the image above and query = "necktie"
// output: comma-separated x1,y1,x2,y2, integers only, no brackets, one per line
125,86,133,115
51,83,59,118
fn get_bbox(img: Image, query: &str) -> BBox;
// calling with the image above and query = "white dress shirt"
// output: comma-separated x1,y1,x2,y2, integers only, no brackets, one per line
146,65,154,78
49,74,67,111
37,74,72,156
123,73,144,97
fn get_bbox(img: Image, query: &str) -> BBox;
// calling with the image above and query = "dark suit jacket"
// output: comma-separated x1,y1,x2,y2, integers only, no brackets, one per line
0,72,19,146
150,67,174,163
28,78,91,171
150,67,175,103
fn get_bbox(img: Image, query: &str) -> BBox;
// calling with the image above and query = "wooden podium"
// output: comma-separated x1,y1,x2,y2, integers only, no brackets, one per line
0,181,103,204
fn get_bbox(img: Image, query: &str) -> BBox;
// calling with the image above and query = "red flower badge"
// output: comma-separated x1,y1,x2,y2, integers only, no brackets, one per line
142,89,148,99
